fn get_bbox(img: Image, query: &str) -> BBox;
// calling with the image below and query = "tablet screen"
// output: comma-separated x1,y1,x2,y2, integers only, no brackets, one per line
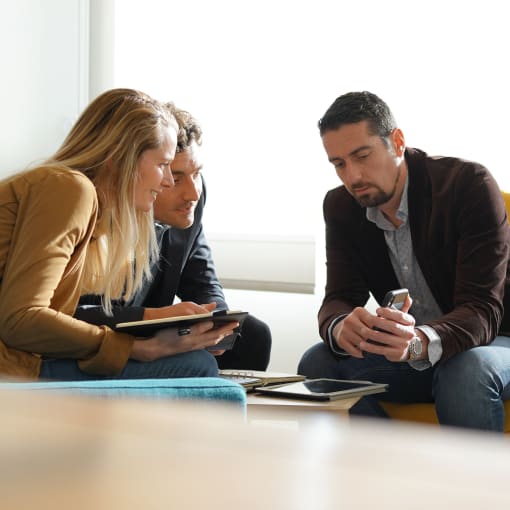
303,379,378,393
278,379,378,396
256,378,388,401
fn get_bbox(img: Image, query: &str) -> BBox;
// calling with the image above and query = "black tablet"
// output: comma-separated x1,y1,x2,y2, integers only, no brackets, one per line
255,378,388,401
115,310,247,336
115,310,248,351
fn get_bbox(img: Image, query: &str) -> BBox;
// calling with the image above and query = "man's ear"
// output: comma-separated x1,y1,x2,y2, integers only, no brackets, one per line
391,128,406,157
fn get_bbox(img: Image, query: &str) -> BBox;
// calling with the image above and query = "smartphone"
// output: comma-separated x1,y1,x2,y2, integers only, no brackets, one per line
369,288,409,343
380,288,409,310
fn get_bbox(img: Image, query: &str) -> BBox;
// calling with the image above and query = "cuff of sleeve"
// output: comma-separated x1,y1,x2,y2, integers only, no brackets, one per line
327,315,350,357
78,327,134,375
408,325,443,371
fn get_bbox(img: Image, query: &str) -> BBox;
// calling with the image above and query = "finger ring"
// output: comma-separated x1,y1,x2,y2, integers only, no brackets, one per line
178,327,191,336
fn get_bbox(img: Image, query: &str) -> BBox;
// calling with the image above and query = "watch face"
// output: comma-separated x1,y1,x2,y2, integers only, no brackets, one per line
410,337,422,359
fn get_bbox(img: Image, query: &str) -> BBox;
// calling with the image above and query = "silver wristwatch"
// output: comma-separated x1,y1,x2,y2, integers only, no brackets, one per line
408,336,423,361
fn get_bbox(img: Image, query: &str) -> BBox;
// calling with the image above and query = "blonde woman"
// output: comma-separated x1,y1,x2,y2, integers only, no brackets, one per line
0,88,235,381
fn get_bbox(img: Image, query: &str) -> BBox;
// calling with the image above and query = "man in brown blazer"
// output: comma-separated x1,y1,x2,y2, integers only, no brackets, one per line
298,91,510,431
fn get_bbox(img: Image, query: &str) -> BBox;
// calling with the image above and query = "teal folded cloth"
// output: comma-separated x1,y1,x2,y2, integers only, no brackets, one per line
0,377,246,408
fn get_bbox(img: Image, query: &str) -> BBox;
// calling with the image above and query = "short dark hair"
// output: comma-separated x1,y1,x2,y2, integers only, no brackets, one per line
318,91,397,141
165,102,202,152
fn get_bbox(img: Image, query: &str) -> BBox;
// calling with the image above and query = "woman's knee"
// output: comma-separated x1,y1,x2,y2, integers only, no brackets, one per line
181,349,218,377
125,349,219,379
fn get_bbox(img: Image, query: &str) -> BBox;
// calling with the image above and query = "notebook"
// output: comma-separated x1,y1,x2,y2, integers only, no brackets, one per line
115,310,247,351
219,370,305,390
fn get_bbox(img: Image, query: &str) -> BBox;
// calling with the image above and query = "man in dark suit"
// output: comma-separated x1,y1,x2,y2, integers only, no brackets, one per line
77,105,271,371
298,91,510,431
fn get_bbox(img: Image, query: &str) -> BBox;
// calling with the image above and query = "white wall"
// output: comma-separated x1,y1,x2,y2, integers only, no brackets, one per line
0,0,88,177
223,289,322,373
111,0,510,225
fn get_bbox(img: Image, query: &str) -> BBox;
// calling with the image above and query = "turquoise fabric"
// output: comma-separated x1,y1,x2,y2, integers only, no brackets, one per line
0,377,246,408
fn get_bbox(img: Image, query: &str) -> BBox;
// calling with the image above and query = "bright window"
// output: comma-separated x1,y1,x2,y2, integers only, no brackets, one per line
105,0,510,291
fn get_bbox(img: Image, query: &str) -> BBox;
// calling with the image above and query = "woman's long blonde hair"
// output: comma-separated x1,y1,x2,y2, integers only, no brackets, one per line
46,88,176,313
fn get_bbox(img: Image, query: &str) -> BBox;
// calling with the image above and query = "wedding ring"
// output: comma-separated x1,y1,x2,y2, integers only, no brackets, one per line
178,327,191,336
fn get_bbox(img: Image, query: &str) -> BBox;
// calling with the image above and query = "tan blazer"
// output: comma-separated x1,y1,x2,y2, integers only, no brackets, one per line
0,167,133,379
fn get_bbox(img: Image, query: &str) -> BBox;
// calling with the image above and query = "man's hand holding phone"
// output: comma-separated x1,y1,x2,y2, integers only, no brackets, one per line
332,307,379,359
332,289,420,362
365,289,417,362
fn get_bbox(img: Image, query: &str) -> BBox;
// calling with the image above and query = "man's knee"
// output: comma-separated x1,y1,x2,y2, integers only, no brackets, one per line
435,348,497,392
433,347,507,430
233,314,272,370
242,314,272,351
298,342,334,377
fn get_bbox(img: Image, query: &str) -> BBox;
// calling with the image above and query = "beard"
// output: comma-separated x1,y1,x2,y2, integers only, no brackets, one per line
351,165,401,208
354,189,393,208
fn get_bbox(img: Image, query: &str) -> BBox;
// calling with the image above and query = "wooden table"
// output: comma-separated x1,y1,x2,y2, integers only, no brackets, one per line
2,387,510,509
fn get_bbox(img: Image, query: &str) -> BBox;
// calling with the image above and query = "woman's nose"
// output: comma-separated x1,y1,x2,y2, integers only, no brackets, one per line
161,165,174,187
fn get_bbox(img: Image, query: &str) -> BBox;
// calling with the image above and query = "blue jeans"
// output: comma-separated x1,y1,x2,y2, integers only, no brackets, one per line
298,336,510,432
40,349,218,381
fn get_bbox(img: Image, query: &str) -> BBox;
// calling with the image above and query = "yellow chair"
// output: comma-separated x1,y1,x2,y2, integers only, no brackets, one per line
381,191,510,433
380,401,510,432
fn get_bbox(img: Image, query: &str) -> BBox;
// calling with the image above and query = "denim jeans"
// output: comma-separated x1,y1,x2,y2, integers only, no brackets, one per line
298,335,510,432
433,336,510,430
40,349,218,381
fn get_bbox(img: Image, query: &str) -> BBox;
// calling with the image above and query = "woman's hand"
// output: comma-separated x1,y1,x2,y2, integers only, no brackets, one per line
130,319,239,362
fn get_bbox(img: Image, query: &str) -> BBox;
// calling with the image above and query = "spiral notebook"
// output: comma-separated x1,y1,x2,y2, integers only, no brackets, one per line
219,370,305,390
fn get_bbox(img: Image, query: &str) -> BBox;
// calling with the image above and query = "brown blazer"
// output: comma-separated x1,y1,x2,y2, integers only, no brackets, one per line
319,147,510,363
0,167,133,379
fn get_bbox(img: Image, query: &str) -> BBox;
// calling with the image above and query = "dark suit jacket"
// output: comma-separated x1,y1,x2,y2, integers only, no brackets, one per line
320,147,510,362
76,181,227,327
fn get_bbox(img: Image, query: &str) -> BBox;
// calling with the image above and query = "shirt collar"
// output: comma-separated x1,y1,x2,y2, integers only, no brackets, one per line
366,176,409,230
